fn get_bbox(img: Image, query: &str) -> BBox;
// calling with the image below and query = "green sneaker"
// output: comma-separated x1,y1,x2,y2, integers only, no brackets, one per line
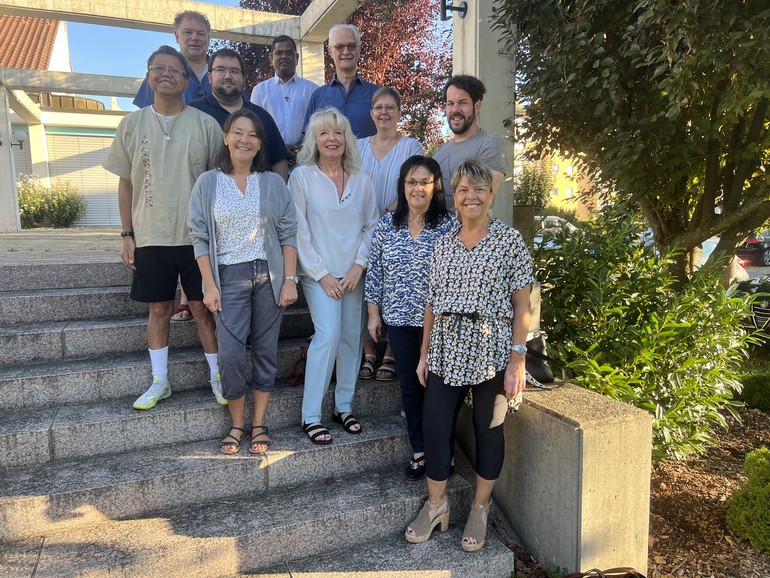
133,376,171,410
211,373,228,406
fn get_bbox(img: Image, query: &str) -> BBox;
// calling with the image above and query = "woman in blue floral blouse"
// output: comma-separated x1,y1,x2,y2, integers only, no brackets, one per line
364,155,455,481
405,158,534,552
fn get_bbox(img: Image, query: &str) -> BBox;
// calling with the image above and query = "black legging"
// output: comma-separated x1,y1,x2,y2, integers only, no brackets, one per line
423,370,508,481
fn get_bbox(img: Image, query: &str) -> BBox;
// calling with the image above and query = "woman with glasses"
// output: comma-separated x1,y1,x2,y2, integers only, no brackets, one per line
357,87,423,382
364,156,455,481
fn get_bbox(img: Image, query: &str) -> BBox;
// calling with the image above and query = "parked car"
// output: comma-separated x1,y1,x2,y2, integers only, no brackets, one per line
736,231,770,266
698,236,749,282
730,275,770,331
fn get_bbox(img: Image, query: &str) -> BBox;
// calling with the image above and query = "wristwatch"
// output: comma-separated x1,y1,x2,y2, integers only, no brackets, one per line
120,231,134,238
284,275,300,283
512,344,527,356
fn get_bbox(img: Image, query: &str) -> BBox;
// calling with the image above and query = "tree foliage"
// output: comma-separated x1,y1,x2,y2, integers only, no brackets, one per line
235,0,451,146
536,207,756,459
512,159,553,208
492,0,770,286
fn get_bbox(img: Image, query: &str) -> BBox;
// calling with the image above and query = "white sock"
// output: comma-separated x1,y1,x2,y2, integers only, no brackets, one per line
205,352,219,379
149,347,169,382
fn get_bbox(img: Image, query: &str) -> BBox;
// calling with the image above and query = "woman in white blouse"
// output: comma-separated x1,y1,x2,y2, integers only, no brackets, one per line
357,87,423,382
289,108,379,444
189,109,299,456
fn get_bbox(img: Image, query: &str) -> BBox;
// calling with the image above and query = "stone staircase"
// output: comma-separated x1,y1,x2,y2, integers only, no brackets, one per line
0,260,515,577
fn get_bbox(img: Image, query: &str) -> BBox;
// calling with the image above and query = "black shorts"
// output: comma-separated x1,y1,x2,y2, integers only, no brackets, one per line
130,245,204,303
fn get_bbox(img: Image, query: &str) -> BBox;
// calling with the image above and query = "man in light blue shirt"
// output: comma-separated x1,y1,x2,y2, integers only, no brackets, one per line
303,24,379,139
133,11,211,108
251,35,317,166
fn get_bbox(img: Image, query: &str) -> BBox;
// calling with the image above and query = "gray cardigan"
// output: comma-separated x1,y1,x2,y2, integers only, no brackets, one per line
188,169,298,304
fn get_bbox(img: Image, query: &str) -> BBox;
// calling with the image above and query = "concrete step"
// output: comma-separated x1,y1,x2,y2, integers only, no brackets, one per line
0,261,130,291
0,310,313,366
0,414,411,541
0,286,145,324
0,339,308,411
0,378,403,469
253,526,515,578
0,466,478,577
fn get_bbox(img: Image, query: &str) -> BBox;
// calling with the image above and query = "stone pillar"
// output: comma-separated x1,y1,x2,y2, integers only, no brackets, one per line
451,0,516,227
300,41,326,87
0,87,21,232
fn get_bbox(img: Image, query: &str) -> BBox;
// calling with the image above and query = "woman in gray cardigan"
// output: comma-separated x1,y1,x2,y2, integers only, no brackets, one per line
189,109,298,455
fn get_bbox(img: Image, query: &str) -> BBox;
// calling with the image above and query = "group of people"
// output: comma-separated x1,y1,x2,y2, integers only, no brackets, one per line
103,10,534,552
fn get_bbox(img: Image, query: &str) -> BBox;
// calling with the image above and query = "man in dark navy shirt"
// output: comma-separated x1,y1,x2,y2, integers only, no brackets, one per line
134,11,211,108
303,24,379,139
189,48,291,181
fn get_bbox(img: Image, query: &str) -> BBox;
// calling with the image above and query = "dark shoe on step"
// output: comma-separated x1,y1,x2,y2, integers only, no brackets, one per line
333,411,362,434
405,453,425,481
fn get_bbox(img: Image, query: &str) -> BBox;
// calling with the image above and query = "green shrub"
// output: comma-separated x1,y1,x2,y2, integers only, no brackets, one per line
727,447,770,553
16,175,86,228
739,374,770,413
536,208,756,459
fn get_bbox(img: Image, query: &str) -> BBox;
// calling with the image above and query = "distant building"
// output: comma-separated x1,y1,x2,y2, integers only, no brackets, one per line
2,15,126,225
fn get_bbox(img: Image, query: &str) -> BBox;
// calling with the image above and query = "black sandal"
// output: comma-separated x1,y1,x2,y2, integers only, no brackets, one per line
250,425,272,454
302,422,332,445
219,426,245,455
333,411,362,434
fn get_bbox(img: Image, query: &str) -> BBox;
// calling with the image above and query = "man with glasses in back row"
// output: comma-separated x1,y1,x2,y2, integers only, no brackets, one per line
189,48,291,181
133,11,212,107
104,46,224,410
251,35,318,168
303,23,380,138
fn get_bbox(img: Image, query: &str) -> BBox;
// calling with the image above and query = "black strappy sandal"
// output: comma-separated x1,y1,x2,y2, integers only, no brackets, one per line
302,422,333,445
219,426,245,455
333,411,362,434
250,425,272,454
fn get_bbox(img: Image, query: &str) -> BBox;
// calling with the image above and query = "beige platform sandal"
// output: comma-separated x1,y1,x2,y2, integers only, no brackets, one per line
404,495,450,544
461,501,490,552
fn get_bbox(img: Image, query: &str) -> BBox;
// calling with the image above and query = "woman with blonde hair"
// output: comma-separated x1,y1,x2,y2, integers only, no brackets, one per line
289,107,379,444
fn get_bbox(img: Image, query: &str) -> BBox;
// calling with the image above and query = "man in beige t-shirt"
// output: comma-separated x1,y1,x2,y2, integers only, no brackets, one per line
104,45,225,410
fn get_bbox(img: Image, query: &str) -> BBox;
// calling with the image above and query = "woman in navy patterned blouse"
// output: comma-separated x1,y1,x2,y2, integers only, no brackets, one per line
405,158,534,552
364,156,455,482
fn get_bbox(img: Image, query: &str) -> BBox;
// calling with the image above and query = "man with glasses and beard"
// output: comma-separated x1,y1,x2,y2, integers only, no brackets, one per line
433,75,508,210
302,24,379,138
133,11,212,107
189,48,290,181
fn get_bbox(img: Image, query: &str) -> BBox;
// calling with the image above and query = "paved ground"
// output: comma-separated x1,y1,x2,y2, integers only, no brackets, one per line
0,227,122,265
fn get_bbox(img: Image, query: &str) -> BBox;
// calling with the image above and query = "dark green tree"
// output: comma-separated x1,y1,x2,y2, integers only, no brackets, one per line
492,0,770,286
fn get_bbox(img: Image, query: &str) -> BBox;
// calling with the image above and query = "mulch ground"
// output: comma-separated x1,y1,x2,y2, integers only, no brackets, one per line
508,406,770,578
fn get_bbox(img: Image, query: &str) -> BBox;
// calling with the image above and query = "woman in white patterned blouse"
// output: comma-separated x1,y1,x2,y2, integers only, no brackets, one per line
405,158,534,552
189,109,299,456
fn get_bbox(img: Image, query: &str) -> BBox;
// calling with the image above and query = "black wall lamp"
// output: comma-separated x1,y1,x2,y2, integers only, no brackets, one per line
0,130,27,149
441,0,468,21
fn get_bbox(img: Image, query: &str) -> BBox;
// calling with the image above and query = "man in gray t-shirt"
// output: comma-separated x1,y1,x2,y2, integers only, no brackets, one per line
433,75,508,209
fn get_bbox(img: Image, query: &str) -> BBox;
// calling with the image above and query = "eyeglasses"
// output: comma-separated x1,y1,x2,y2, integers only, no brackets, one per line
211,67,243,76
372,105,397,113
148,64,185,76
332,43,359,53
405,179,434,188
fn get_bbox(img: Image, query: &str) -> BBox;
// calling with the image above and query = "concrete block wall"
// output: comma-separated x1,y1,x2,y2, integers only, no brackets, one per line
456,384,652,574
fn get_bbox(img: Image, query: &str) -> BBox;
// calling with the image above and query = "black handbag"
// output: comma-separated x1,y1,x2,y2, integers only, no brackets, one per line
525,332,565,388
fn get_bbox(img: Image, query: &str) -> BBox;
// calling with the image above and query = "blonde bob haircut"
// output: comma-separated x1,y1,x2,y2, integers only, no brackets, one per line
297,107,362,174
450,157,493,192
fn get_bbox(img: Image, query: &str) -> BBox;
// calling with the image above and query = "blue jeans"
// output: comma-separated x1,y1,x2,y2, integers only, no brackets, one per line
387,325,424,454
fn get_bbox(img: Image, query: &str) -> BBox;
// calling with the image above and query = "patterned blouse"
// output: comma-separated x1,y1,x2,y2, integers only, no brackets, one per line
214,171,267,265
365,212,457,327
427,219,535,387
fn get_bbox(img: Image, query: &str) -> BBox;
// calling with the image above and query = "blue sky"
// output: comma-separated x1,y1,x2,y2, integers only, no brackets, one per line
66,0,241,110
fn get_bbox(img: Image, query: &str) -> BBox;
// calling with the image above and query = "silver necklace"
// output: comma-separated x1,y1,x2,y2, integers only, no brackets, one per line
152,107,172,142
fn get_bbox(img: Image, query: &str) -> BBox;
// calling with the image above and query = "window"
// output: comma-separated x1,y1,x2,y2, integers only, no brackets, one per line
566,187,573,198
566,165,574,175
552,164,559,174
551,187,558,197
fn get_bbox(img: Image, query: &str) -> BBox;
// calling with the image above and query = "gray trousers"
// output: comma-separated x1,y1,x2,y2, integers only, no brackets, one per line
216,260,284,399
